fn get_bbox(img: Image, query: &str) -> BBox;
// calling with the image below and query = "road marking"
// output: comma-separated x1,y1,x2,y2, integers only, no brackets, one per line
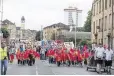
8,67,12,70
35,65,38,75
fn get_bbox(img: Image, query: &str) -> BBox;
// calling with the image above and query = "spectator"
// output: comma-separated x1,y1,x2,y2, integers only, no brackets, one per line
95,44,105,74
104,47,114,74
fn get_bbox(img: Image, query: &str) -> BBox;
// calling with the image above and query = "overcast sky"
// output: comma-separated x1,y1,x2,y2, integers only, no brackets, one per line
3,0,93,30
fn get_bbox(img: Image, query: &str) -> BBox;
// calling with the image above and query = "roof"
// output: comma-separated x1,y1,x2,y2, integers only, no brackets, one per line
2,19,15,25
43,23,67,29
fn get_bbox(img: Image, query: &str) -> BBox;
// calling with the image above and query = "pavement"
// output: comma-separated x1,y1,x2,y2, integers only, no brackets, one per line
7,59,114,75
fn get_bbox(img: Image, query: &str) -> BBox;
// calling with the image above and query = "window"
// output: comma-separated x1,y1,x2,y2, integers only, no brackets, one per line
102,18,103,31
101,39,103,44
97,2,99,14
93,22,95,33
102,0,104,11
109,0,111,7
96,20,98,26
105,16,107,30
109,14,111,30
113,13,114,28
99,39,101,44
105,0,107,10
105,38,106,44
99,19,101,31
99,0,101,13
93,5,95,16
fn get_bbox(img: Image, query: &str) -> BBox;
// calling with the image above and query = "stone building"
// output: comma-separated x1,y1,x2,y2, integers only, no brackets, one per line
91,0,114,48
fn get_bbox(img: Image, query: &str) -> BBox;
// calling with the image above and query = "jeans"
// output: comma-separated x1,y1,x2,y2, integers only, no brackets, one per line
0,59,8,75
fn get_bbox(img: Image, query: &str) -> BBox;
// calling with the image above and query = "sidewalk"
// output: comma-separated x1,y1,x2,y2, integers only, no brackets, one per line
111,61,114,70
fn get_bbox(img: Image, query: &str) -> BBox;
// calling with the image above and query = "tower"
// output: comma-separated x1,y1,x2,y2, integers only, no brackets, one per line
20,16,25,39
21,16,25,29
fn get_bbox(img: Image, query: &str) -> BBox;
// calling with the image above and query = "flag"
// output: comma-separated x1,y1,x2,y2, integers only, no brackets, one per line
83,45,87,51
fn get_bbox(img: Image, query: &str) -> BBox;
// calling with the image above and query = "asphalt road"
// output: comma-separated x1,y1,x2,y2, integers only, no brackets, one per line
7,59,114,75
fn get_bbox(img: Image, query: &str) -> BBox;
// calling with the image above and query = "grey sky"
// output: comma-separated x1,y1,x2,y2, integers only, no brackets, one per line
3,0,93,30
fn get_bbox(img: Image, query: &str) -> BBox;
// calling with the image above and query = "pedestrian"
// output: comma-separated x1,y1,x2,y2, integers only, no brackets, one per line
0,41,8,75
9,53,14,63
104,47,113,74
95,44,105,74
40,47,45,60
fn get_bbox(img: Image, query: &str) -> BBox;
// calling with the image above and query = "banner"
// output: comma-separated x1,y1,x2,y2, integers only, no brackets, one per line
64,42,74,51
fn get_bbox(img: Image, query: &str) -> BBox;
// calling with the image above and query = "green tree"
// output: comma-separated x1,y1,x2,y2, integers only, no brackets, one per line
83,10,92,32
1,28,10,38
79,40,87,46
35,31,41,41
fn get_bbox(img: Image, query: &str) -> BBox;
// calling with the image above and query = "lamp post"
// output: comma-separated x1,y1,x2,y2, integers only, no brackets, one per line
0,0,3,46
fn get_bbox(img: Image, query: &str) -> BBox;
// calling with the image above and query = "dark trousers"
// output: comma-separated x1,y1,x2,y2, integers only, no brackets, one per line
49,57,52,64
1,59,8,75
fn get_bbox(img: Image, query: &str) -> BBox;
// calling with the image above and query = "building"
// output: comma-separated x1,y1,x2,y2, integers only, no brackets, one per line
16,27,21,40
64,6,82,26
24,29,37,41
2,19,16,40
43,22,90,41
43,23,68,40
56,28,91,40
91,0,114,48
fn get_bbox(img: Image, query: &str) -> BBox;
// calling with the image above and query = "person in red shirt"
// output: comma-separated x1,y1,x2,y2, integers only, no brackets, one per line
56,52,62,67
61,50,67,65
69,48,75,65
50,49,55,63
10,53,14,63
46,49,52,64
83,50,89,65
66,52,72,66
35,52,40,59
77,50,83,67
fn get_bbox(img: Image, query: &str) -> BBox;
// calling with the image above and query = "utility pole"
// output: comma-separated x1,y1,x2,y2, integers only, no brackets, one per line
0,0,3,47
41,25,43,40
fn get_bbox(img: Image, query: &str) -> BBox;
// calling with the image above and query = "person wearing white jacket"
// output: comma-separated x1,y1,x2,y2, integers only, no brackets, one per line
104,47,113,74
95,44,105,74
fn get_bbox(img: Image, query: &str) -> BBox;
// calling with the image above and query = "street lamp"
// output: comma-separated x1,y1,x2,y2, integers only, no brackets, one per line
0,0,3,46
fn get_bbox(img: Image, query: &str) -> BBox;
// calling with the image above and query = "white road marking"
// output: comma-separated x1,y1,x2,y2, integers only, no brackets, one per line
8,67,11,69
35,65,38,75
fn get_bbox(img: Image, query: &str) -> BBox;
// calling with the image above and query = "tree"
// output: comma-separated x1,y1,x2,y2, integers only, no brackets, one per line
83,10,92,32
35,31,41,41
1,28,10,38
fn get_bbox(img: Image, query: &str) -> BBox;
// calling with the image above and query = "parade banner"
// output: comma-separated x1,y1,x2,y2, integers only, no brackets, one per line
64,42,74,51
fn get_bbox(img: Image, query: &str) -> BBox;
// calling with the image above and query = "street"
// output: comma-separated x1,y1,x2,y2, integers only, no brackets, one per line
7,59,114,75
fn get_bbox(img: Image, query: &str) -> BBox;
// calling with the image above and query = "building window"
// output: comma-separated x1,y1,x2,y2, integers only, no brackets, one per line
99,39,101,44
99,0,101,13
105,16,107,30
93,22,95,33
99,19,101,32
109,14,111,30
105,38,106,44
94,5,95,16
97,2,99,14
113,13,114,28
101,39,103,44
105,0,107,10
102,18,104,31
102,0,104,11
109,0,111,7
